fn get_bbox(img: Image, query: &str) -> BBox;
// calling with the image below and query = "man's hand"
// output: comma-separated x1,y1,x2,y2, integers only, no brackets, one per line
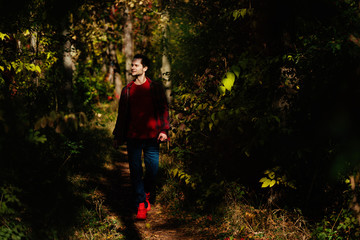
157,132,167,142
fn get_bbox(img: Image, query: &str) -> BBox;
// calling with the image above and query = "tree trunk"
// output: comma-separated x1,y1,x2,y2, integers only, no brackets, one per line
63,29,74,111
350,174,360,225
114,72,122,100
108,41,122,99
106,43,115,84
30,31,39,86
123,5,134,84
160,10,172,104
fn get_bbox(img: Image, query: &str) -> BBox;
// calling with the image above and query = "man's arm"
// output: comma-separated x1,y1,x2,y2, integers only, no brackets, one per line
113,87,128,147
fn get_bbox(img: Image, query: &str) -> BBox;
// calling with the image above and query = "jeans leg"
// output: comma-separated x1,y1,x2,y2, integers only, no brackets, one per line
127,139,146,206
143,139,159,195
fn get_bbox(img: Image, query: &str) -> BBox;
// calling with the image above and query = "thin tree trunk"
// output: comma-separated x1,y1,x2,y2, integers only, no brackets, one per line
109,41,122,99
114,72,122,100
30,31,39,86
350,174,360,225
106,43,115,84
160,10,172,104
63,29,74,111
124,4,134,84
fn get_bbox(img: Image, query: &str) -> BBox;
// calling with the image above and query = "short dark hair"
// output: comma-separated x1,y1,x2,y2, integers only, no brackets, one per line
133,54,150,69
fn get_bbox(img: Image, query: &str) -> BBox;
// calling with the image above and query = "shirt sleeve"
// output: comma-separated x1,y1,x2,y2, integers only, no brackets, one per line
113,87,128,143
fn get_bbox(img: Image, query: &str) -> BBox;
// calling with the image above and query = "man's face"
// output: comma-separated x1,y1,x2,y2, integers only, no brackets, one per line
131,58,147,77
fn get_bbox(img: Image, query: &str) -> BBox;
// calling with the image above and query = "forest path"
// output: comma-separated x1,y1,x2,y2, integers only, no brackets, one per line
95,147,212,240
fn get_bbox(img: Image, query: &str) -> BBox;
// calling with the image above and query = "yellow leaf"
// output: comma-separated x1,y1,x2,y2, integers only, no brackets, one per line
259,177,267,183
209,122,213,131
269,180,276,187
221,72,235,91
35,65,41,73
218,85,226,95
261,181,269,188
0,32,9,41
211,112,216,122
172,168,178,177
240,8,247,17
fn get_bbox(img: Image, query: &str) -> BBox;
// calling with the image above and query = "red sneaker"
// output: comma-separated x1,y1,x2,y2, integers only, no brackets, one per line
146,193,151,211
146,200,151,211
136,203,147,220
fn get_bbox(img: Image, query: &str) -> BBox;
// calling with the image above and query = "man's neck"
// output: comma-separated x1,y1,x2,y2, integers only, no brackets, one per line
134,75,147,85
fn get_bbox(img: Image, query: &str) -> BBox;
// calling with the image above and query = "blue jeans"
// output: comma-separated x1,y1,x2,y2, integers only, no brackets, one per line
127,138,159,206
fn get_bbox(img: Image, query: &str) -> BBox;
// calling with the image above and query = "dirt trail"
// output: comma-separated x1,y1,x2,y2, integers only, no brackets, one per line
95,148,212,240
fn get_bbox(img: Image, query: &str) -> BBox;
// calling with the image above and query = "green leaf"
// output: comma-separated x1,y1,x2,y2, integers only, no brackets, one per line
233,10,241,20
240,8,247,18
27,130,47,144
231,65,241,78
200,121,205,131
273,116,280,123
211,112,216,122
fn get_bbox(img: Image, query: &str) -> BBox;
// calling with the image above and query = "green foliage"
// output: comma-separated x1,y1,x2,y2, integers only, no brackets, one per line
0,1,126,238
27,129,47,144
0,186,29,240
165,0,360,238
259,167,296,189
313,208,360,240
169,167,196,189
233,8,253,20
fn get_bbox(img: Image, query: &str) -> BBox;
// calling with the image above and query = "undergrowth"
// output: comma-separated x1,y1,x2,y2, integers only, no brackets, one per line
156,154,360,240
0,102,125,239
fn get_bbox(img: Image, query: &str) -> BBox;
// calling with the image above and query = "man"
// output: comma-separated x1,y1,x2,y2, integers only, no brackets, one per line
113,54,170,220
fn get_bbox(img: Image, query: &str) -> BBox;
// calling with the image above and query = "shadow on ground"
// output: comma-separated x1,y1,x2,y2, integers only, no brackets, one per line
94,147,144,240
